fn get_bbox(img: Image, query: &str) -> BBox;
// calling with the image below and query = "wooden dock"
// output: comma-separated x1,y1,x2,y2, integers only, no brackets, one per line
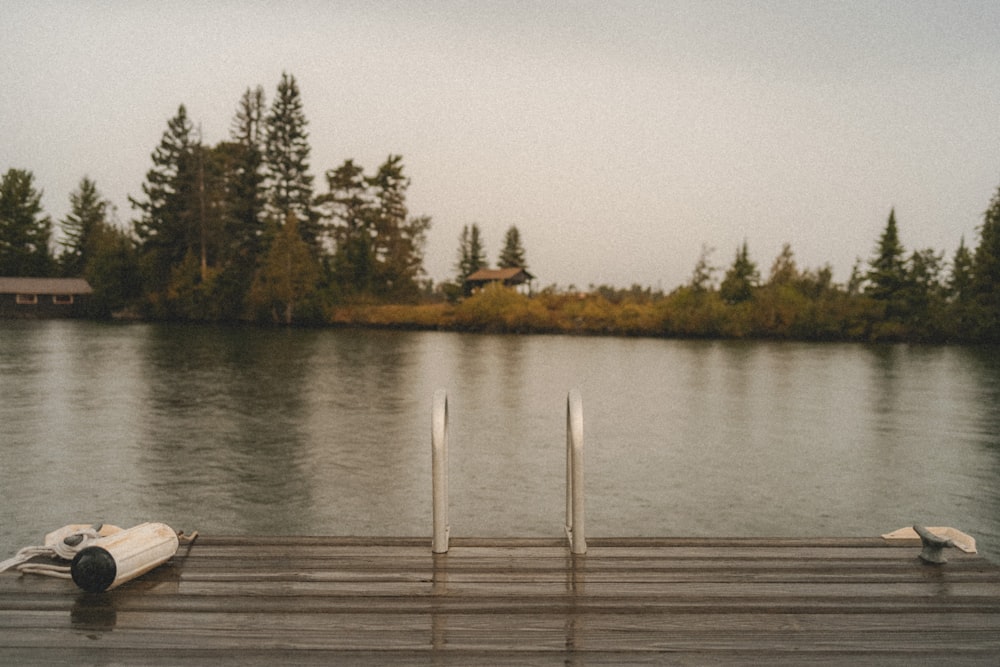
3,535,1000,665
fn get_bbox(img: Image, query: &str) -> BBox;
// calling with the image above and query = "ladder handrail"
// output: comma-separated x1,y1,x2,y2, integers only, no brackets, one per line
432,389,450,553
430,388,585,554
565,389,587,554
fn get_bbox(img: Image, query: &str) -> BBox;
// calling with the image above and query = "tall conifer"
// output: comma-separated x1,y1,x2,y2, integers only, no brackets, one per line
0,168,53,276
866,208,907,301
498,225,527,269
456,223,486,282
228,86,267,258
719,240,758,304
972,186,1000,340
130,104,198,293
60,177,108,277
263,72,315,246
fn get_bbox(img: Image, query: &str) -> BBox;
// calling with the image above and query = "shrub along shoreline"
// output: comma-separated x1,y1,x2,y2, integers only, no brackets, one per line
326,283,989,344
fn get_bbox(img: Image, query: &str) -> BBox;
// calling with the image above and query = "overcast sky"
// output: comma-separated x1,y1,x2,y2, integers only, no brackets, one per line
3,0,999,290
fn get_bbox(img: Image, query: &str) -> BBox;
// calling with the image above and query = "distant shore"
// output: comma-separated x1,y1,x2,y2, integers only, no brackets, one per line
323,283,981,343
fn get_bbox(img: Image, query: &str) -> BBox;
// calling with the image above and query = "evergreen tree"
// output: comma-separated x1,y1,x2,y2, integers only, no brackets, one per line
901,247,946,339
971,185,1000,340
264,72,316,247
498,225,527,268
0,168,54,276
59,177,109,277
130,104,198,296
719,240,758,304
227,86,267,263
319,156,430,300
949,236,974,303
83,218,142,317
846,258,865,295
866,208,907,302
249,212,320,324
367,155,429,300
688,244,717,292
321,159,375,294
767,243,799,286
945,236,975,339
456,223,487,282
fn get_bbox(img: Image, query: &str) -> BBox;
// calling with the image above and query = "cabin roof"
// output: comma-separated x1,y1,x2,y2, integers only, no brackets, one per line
0,277,93,295
465,267,534,282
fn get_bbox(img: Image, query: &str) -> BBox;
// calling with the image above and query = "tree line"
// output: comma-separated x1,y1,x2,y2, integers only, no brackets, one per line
332,195,1000,344
1,70,999,340
0,72,431,322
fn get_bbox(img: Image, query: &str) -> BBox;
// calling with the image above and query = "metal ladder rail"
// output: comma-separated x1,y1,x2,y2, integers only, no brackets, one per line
430,388,585,554
565,388,586,554
432,389,450,554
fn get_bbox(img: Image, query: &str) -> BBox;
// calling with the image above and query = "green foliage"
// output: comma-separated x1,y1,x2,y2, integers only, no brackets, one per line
59,177,107,277
0,168,54,276
498,225,527,269
971,185,1000,340
224,86,268,283
15,71,1000,341
130,104,198,297
264,72,315,242
57,177,141,317
121,74,434,322
660,287,726,337
82,221,141,317
453,283,552,332
719,240,759,304
249,214,320,324
455,223,487,283
319,156,431,302
688,244,717,292
900,247,947,340
866,209,907,302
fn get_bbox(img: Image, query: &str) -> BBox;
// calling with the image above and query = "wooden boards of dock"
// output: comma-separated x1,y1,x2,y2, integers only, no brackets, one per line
3,535,1000,664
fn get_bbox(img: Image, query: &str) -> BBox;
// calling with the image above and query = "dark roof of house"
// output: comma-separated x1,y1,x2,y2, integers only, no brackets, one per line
0,277,93,295
465,267,534,282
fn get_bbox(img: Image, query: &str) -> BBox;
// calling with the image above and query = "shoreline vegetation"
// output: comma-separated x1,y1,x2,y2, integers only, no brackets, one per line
2,71,999,343
324,279,986,344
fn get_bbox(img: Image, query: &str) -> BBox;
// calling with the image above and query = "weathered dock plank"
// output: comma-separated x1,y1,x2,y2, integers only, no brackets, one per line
2,536,1000,665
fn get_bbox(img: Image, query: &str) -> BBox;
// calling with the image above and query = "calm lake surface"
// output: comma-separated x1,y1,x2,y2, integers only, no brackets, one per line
3,320,1000,560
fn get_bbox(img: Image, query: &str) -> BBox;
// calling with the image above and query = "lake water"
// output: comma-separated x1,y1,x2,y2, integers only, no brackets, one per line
2,320,1000,561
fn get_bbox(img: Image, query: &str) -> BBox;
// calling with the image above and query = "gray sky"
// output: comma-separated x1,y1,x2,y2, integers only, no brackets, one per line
3,0,999,290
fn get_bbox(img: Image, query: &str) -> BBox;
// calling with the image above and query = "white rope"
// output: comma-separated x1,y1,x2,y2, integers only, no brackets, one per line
0,524,108,578
0,547,53,574
16,563,73,578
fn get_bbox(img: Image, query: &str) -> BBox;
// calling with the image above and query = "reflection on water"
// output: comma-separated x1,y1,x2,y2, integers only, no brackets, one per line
2,320,999,561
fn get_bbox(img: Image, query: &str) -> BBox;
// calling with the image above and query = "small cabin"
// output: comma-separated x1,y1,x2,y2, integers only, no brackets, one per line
0,277,93,318
464,267,535,295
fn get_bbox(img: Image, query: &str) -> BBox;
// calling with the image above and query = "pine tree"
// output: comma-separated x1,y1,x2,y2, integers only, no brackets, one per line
83,219,141,318
971,185,1000,340
319,156,430,300
767,243,799,286
688,244,717,292
263,72,315,246
866,208,906,301
901,247,946,338
719,240,759,304
130,104,198,294
949,236,974,302
321,159,375,294
227,86,267,260
367,155,429,300
456,223,486,282
0,168,54,276
249,212,319,324
498,225,527,269
60,176,109,277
